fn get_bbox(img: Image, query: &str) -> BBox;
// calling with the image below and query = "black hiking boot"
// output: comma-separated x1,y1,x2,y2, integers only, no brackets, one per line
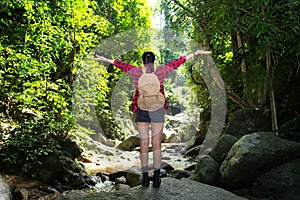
142,172,150,187
153,169,161,188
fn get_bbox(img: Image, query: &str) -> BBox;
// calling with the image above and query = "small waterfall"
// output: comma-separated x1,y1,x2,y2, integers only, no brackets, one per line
90,175,114,192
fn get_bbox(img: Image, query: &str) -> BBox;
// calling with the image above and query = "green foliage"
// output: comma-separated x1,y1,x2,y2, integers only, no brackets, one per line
73,0,152,139
72,58,123,139
0,0,152,176
95,0,151,32
0,115,71,176
162,0,300,126
0,0,110,120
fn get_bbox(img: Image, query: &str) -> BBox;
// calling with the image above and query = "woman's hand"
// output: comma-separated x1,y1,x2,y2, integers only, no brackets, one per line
92,54,107,61
195,50,212,55
92,54,114,64
186,50,212,60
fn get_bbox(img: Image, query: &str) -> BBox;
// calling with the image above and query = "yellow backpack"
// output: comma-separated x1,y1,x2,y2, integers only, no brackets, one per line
137,68,165,111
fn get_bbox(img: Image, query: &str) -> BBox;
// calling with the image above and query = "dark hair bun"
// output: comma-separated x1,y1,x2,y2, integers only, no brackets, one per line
142,51,155,64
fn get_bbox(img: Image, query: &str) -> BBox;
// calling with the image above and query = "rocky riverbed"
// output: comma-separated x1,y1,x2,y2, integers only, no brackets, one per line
82,142,196,175
1,140,198,200
2,108,300,200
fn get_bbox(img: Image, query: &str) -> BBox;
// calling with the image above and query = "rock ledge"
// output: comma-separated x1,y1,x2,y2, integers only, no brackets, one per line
54,177,246,200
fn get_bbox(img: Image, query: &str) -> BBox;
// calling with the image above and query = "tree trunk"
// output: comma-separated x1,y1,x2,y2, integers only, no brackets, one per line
266,47,278,134
236,32,252,104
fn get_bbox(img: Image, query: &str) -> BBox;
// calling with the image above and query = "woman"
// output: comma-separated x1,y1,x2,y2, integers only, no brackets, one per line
93,50,211,188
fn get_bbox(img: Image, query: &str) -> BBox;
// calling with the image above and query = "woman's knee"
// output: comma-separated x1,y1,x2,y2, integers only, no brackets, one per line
140,138,149,147
152,143,161,150
151,138,161,150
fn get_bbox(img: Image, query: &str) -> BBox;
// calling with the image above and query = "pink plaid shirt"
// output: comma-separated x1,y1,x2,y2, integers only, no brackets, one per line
114,56,186,112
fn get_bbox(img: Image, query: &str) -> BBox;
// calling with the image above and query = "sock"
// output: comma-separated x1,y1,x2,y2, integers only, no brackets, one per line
141,163,149,173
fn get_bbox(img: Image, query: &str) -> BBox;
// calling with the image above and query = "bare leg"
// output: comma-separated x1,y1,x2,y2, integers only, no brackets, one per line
151,122,164,170
151,122,163,187
137,122,150,172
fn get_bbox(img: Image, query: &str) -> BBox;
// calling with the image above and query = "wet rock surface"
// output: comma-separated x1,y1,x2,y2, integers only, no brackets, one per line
52,177,247,200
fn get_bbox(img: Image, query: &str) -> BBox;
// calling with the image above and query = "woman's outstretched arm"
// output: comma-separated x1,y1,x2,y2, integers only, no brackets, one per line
92,54,136,73
162,49,212,72
185,50,212,60
92,54,114,64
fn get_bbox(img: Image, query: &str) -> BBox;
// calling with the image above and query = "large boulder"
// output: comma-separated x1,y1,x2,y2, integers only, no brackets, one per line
225,108,271,138
190,155,219,185
0,175,11,200
251,158,300,199
219,132,300,189
208,134,239,165
53,177,247,200
37,153,94,191
117,136,140,151
58,139,83,159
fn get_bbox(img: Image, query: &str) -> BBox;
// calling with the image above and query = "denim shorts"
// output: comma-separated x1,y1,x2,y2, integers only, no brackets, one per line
135,108,165,123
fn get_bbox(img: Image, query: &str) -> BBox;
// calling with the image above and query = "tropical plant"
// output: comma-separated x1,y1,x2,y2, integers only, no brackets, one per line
162,0,300,136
